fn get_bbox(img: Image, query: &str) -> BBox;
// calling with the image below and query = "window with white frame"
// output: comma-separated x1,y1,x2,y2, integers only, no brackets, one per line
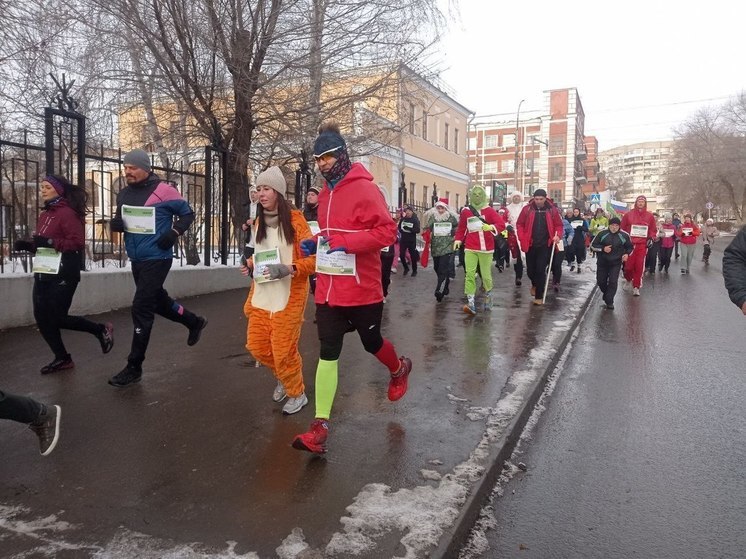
469,137,477,151
469,162,477,175
422,110,428,141
444,123,450,150
454,128,459,154
502,159,514,173
502,135,516,148
483,160,497,174
485,135,498,148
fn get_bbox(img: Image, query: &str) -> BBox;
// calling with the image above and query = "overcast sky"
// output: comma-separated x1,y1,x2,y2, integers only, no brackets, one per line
436,0,744,151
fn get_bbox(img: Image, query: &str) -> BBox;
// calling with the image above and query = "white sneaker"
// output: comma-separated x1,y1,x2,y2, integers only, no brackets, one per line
621,279,631,292
632,287,640,296
282,393,308,415
272,380,287,403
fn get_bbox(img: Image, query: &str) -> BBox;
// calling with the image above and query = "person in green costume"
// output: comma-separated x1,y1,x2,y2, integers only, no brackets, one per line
453,185,506,315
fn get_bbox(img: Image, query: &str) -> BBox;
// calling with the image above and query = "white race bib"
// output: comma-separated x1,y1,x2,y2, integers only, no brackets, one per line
467,216,483,232
571,220,584,228
682,228,693,235
664,229,674,237
253,247,281,284
433,222,452,237
630,224,648,238
122,205,156,235
316,237,356,276
307,220,321,235
32,247,62,274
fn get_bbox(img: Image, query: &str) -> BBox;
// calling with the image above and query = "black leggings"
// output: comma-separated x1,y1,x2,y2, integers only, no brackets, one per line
33,278,103,359
316,302,384,361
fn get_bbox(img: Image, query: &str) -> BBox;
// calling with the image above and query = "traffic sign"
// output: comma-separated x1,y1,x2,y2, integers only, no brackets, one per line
590,193,601,203
705,202,714,209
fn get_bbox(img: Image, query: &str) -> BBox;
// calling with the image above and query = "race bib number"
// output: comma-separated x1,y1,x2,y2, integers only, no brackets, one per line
306,220,321,235
253,247,281,284
571,220,584,228
316,237,356,276
433,222,452,237
630,224,648,238
467,216,483,232
664,229,674,237
32,247,62,274
682,228,693,235
122,205,156,234
401,222,414,232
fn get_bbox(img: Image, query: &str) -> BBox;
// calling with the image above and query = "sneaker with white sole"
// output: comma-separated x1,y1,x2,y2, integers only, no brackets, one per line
29,404,61,456
282,393,308,415
272,380,287,402
633,287,640,296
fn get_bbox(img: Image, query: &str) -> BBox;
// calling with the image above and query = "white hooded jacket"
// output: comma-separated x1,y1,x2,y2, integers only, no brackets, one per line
505,191,525,228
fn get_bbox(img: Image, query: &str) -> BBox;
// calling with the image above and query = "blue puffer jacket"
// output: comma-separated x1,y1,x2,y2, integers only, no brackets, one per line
114,173,195,262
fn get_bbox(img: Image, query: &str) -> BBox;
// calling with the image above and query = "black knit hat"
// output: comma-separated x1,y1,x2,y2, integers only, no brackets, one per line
609,217,621,226
533,188,547,197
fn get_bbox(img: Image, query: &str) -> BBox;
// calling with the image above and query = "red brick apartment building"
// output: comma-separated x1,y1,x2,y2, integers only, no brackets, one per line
469,88,593,209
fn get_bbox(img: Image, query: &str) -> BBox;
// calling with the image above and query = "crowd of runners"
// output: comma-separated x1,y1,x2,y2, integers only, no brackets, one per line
3,122,746,458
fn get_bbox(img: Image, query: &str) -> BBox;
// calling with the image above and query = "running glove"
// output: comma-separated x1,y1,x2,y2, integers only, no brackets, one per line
33,235,54,248
157,228,180,250
300,238,317,256
13,239,34,252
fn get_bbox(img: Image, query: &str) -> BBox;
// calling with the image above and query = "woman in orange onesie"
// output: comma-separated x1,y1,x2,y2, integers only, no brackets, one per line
242,166,316,415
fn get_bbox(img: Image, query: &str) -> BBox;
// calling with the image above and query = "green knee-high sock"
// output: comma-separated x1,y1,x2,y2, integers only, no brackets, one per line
315,359,339,420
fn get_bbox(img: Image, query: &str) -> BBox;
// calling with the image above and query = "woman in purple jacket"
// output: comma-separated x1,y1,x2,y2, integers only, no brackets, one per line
14,176,114,374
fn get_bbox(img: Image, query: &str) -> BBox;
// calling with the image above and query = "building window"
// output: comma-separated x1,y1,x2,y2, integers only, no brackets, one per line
454,128,459,154
485,135,498,148
551,189,563,202
409,103,415,134
444,123,450,150
483,160,497,174
455,193,460,208
469,162,477,175
549,136,565,156
502,135,516,148
550,163,564,181
445,191,450,204
469,137,477,151
410,182,416,204
502,159,514,174
422,110,428,141
525,159,535,175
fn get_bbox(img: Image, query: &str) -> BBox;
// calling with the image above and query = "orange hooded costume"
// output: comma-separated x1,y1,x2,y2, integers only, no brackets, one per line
244,209,316,398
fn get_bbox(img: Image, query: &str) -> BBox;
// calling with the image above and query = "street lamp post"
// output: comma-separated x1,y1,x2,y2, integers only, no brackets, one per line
514,99,525,196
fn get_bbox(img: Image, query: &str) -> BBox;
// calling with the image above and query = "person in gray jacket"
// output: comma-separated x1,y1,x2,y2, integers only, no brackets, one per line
723,225,746,315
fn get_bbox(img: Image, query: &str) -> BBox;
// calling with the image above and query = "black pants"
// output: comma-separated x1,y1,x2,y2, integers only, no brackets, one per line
433,254,453,294
399,240,419,273
33,278,102,359
569,242,586,265
645,242,660,272
551,250,564,284
128,259,198,369
0,390,43,424
380,249,396,297
526,245,552,299
597,259,622,305
658,246,673,271
316,302,384,361
513,254,524,280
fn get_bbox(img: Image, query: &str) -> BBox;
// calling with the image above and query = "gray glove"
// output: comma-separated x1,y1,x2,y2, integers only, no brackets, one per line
265,263,292,280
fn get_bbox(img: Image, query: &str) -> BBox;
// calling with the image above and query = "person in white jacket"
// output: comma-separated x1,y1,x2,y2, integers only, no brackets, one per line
505,191,526,285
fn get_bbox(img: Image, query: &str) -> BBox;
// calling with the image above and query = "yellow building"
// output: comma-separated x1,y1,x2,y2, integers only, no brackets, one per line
117,64,471,210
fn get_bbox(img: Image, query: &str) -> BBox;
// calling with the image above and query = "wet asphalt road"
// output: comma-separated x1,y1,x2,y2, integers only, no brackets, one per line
475,245,746,558
0,259,594,557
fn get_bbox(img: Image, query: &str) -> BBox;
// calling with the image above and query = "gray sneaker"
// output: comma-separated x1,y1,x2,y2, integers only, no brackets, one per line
272,380,287,403
282,393,308,415
29,405,61,456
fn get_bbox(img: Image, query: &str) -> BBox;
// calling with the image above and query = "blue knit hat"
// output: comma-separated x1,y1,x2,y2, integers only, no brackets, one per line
313,123,346,157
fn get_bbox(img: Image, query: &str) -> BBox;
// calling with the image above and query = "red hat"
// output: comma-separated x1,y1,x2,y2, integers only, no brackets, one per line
439,197,448,204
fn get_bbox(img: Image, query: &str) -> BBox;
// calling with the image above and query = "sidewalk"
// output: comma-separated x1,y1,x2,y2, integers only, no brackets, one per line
0,261,595,558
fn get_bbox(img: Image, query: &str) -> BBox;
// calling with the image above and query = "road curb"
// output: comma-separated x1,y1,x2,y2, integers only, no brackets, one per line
429,283,598,559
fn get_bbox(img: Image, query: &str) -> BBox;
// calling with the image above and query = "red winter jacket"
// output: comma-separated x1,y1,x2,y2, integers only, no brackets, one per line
620,198,657,245
516,200,564,252
36,198,85,252
454,206,505,252
677,222,700,245
314,163,397,307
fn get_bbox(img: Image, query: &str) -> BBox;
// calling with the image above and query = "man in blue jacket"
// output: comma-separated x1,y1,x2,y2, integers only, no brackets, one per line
109,149,208,387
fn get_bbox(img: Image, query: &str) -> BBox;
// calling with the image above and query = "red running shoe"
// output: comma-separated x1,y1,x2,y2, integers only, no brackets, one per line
292,419,329,454
388,357,412,401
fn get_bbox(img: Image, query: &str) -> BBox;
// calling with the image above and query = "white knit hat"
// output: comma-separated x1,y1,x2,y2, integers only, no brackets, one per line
255,166,287,195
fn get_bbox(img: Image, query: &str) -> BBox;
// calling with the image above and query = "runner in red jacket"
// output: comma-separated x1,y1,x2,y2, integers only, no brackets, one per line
620,195,657,295
293,123,412,455
516,190,563,305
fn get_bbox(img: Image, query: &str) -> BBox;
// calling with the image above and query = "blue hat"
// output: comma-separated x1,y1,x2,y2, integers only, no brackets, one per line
313,123,346,157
